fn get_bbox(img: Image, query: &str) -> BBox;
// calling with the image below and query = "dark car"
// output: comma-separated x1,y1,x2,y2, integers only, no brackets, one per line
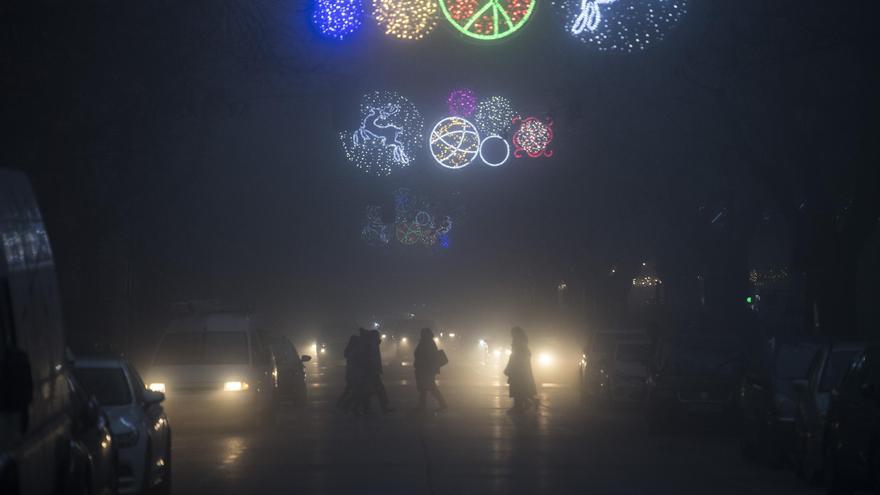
645,336,745,431
264,333,311,405
792,342,863,484
823,345,880,495
67,372,118,495
740,341,821,466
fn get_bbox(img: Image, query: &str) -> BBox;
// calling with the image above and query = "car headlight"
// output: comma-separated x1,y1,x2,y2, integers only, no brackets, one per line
223,381,250,392
148,383,166,394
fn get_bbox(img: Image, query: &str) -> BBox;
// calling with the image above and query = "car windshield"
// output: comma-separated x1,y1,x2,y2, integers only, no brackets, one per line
76,367,132,406
154,331,249,365
775,346,817,379
819,350,859,392
617,343,651,363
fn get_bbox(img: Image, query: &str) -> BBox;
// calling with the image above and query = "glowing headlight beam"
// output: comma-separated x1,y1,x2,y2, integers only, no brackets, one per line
223,381,250,392
148,383,166,394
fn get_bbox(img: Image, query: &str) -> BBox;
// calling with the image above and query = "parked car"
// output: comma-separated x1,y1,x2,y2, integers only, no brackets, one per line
594,340,653,403
645,336,744,431
792,342,863,484
740,340,821,466
75,358,171,494
824,345,880,495
580,329,649,400
67,370,118,495
263,333,311,406
0,168,93,495
144,312,279,428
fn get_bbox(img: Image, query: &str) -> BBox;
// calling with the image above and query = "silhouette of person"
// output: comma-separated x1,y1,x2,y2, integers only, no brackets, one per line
338,328,367,414
504,326,538,414
414,328,447,412
364,330,393,413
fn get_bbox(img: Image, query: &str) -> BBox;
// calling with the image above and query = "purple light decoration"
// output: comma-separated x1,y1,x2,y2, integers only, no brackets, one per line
448,89,477,117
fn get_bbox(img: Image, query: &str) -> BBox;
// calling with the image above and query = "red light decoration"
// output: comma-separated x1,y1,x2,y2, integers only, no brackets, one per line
512,116,554,158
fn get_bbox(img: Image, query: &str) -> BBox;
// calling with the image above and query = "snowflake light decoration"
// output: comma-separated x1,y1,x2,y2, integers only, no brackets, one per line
340,90,424,176
373,0,439,40
555,0,688,52
512,116,554,158
429,116,481,169
312,0,363,40
474,96,515,136
440,0,536,41
448,89,477,117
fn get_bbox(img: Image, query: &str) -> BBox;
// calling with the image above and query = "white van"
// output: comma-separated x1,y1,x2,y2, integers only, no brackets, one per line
0,169,92,494
145,312,278,428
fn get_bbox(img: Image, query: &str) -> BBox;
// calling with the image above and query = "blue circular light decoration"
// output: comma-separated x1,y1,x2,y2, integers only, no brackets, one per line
313,0,364,40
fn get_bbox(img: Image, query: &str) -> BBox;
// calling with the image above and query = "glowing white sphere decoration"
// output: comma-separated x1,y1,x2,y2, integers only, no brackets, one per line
554,0,688,52
479,134,510,167
341,90,424,176
372,0,439,40
474,96,516,136
429,116,481,169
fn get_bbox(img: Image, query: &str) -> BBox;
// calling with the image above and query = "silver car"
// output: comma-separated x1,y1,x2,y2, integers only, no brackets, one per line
75,358,172,495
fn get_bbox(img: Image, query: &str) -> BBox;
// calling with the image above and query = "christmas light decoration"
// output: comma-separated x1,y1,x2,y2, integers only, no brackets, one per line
341,91,424,176
632,275,662,287
430,116,481,169
440,0,536,41
479,134,510,167
361,205,391,245
474,96,515,136
555,0,688,52
512,116,554,158
448,89,477,117
313,0,363,40
373,0,439,40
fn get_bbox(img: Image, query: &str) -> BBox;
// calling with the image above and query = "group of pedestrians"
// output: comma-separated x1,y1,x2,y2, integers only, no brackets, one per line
337,325,538,415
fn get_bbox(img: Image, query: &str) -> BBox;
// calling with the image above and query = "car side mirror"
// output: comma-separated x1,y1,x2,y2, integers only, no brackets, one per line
143,389,165,406
301,355,312,362
0,348,33,413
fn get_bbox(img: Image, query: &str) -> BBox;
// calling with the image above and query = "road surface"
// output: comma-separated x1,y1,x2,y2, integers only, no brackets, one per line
171,359,822,494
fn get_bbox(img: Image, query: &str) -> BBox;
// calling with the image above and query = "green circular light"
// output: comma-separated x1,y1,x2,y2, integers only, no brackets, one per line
439,0,536,41
746,296,753,304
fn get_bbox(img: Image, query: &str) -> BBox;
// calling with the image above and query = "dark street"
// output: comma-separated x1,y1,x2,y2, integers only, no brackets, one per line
172,360,819,495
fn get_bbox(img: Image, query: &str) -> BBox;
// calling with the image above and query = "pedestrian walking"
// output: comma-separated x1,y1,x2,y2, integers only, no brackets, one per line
504,326,538,414
414,328,448,412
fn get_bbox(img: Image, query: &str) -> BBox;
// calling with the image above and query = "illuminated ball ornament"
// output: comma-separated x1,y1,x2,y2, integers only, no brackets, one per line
373,0,439,40
440,0,536,40
474,96,515,136
555,0,688,52
479,134,510,167
341,90,424,176
448,89,477,117
430,117,481,169
512,116,554,158
312,0,363,40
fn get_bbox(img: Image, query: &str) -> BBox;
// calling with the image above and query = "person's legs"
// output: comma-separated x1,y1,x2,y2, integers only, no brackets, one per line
430,382,447,410
375,378,392,411
417,390,427,410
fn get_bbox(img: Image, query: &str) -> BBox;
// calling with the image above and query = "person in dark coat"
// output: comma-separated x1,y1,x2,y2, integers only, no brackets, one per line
504,326,538,414
413,328,447,412
364,330,392,413
338,328,367,413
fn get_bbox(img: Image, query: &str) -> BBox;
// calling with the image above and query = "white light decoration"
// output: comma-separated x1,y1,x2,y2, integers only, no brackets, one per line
555,0,688,52
512,116,554,158
429,116,480,169
372,0,439,40
479,134,510,167
474,96,516,136
341,91,424,176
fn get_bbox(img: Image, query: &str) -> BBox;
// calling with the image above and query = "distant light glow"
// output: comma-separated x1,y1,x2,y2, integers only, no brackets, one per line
401,337,408,343
493,349,502,358
555,0,688,52
223,381,249,392
537,352,555,367
440,0,536,40
313,0,363,39
448,333,456,338
430,116,481,169
448,89,477,117
373,0,439,40
474,96,515,136
512,116,554,158
148,383,166,394
632,276,662,287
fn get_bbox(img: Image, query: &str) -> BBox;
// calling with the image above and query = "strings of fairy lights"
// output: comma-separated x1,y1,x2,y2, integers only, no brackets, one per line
310,0,687,48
